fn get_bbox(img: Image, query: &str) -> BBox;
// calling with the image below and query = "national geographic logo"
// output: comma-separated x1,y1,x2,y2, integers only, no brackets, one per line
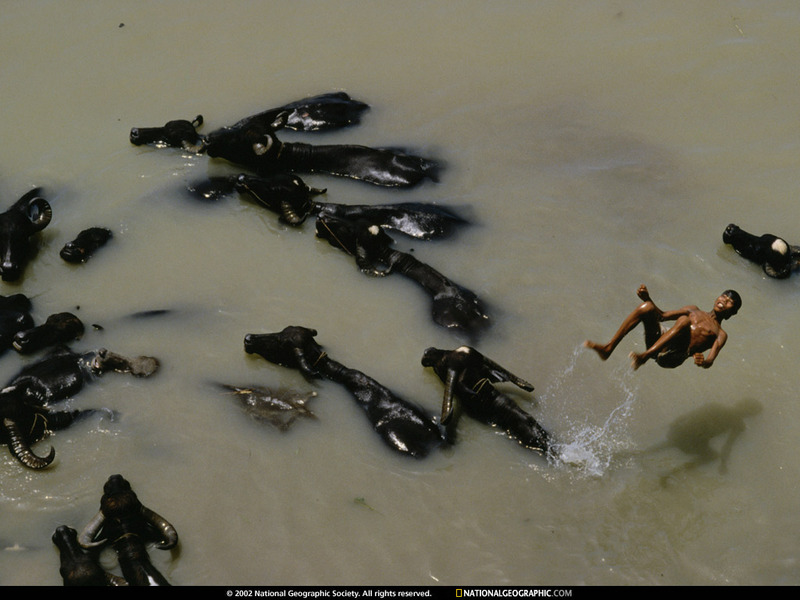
456,590,573,598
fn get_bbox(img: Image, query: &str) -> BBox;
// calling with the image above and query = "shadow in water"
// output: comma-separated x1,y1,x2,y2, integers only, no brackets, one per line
645,398,763,486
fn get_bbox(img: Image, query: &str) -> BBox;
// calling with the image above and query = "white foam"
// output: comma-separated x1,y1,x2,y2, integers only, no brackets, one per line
540,345,638,477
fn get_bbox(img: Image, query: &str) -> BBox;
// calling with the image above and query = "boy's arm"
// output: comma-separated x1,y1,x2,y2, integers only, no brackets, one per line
659,306,693,321
694,329,728,368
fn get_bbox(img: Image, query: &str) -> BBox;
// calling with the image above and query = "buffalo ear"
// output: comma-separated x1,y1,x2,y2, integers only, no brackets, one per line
25,197,52,231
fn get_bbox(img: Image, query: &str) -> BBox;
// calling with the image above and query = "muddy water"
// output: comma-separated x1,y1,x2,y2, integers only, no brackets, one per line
1,1,800,586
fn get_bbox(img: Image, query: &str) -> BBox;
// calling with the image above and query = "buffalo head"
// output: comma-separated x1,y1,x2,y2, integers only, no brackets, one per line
723,223,795,279
0,189,52,282
129,115,205,152
244,326,324,379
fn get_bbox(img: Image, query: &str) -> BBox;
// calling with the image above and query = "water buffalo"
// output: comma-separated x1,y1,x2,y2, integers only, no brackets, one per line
78,474,178,586
1,387,90,469
0,188,52,281
723,223,800,278
0,294,34,354
13,312,85,354
217,383,317,431
421,346,551,455
0,346,159,469
204,111,439,188
315,215,489,337
230,172,465,237
52,525,126,586
60,227,113,264
190,171,465,238
210,91,369,134
244,326,447,458
129,115,205,152
129,91,369,150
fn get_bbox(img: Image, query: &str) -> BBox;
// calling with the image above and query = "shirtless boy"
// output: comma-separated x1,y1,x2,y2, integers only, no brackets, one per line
584,285,741,370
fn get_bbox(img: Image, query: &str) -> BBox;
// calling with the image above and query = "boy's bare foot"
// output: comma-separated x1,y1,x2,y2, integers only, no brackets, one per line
584,340,611,360
629,351,646,370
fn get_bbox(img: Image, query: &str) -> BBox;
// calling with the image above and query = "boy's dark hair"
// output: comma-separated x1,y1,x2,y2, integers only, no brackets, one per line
722,289,742,316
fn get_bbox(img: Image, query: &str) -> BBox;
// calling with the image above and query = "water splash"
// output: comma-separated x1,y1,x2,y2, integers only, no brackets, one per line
541,345,639,477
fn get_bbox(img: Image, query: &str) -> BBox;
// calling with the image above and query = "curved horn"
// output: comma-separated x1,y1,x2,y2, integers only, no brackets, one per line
441,367,458,425
25,197,52,232
280,200,309,226
77,510,107,548
480,353,534,392
141,505,179,549
3,417,55,469
252,134,273,156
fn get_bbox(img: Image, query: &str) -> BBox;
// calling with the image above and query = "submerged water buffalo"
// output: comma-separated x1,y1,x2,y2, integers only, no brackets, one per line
60,227,113,264
129,91,369,150
13,312,85,355
79,474,178,586
0,188,52,282
130,114,205,152
189,172,466,238
217,383,317,431
421,346,551,455
209,91,370,135
723,223,800,279
244,326,448,458
131,92,436,186
315,215,489,337
52,525,126,586
0,294,34,354
0,346,159,469
204,111,439,188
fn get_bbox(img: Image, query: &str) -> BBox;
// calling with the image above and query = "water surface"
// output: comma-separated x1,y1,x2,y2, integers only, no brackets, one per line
1,1,799,586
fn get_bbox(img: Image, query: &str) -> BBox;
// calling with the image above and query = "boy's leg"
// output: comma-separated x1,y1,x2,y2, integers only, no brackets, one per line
631,316,691,370
585,300,661,360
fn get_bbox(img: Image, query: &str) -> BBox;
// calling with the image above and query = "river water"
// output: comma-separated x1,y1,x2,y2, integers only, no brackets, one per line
1,0,799,586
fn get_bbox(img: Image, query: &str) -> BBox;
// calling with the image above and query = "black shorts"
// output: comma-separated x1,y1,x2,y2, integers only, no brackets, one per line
655,348,689,368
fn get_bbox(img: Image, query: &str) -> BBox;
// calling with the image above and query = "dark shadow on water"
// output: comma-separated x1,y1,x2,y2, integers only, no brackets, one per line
645,398,763,486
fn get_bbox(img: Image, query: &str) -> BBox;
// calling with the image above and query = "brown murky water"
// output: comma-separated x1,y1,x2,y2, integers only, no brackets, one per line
1,1,799,586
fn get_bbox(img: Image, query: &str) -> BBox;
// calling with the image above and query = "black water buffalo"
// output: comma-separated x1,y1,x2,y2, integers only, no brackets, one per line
204,111,439,188
0,188,52,281
189,171,466,239
129,115,205,152
1,386,90,470
421,346,551,455
0,294,34,354
723,223,800,279
130,92,436,187
129,91,369,150
244,326,447,458
52,525,126,586
209,91,369,134
60,227,113,264
315,215,489,337
13,312,85,355
78,474,178,587
0,347,159,469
